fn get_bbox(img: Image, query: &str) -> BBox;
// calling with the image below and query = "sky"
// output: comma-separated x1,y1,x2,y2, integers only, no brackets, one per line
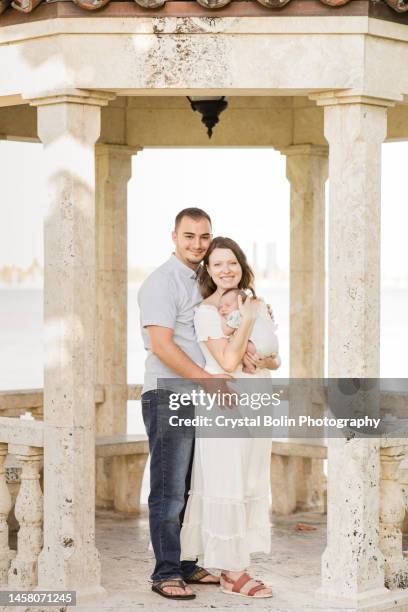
1,140,408,384
0,140,407,281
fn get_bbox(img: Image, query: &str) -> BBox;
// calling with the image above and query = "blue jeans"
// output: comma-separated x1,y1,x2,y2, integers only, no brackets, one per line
141,389,199,583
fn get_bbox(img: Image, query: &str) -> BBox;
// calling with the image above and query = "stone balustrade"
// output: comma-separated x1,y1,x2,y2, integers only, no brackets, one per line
0,416,44,590
0,400,149,593
7,444,43,589
380,439,408,590
400,459,408,534
0,385,106,419
96,435,149,513
0,443,15,585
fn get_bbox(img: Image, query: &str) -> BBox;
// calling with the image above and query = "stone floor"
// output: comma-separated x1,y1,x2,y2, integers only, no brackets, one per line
5,507,408,612
68,507,408,612
91,506,325,611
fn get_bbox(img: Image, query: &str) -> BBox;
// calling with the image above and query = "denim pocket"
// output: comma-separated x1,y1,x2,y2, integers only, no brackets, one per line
141,398,151,435
141,398,151,410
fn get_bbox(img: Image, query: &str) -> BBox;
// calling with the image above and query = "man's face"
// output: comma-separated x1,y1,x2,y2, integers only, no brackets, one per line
172,216,212,268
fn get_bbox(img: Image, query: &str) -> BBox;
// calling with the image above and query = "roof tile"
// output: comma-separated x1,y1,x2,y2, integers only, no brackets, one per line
1,0,408,18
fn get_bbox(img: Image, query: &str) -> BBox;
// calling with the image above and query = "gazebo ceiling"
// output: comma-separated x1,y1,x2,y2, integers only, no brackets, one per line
0,0,407,18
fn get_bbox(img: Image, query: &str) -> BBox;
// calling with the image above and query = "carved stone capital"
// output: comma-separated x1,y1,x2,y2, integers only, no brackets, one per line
280,144,328,158
309,90,401,108
24,89,116,108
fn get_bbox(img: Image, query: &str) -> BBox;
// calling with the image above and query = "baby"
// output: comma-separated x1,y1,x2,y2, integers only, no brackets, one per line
218,288,281,373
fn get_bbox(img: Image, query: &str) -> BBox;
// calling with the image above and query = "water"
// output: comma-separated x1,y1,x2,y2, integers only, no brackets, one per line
1,285,408,433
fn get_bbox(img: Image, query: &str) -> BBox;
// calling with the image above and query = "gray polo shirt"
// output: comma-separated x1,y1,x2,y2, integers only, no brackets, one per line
138,254,205,393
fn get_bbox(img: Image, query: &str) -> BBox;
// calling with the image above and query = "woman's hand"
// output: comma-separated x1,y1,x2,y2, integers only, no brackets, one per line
257,352,281,370
238,294,260,322
244,351,281,372
242,350,258,373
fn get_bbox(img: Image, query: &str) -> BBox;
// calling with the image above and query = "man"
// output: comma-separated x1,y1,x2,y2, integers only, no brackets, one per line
138,207,278,600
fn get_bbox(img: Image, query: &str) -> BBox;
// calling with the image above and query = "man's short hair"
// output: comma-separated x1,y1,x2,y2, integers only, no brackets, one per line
174,207,212,230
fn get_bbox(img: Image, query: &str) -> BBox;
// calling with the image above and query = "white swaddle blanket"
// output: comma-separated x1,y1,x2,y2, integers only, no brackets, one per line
226,299,279,357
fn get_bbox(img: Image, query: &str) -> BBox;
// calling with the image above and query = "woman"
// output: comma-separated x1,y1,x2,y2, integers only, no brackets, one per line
180,236,279,598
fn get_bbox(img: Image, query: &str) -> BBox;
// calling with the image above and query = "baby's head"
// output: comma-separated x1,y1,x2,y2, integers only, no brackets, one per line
218,288,248,318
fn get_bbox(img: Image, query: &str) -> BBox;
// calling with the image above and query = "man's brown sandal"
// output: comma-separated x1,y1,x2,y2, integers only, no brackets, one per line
184,566,220,585
151,578,196,600
220,571,273,598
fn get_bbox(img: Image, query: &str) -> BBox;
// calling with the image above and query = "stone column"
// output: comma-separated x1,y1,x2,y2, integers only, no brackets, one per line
273,145,328,514
95,144,139,509
313,93,393,605
28,89,114,600
284,144,328,380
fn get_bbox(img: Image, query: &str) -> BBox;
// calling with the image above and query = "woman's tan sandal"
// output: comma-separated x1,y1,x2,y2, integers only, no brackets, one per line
151,578,196,600
184,566,220,585
220,571,273,598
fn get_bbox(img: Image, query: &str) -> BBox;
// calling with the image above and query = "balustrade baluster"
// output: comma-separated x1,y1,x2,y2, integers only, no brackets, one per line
0,443,14,585
7,444,43,589
380,445,408,589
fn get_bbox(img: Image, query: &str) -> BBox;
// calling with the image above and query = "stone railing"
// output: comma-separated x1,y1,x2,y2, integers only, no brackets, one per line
0,385,106,419
0,385,147,591
0,415,44,589
380,437,408,589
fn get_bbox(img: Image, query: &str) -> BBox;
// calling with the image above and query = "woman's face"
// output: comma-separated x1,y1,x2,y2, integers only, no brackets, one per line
207,248,242,292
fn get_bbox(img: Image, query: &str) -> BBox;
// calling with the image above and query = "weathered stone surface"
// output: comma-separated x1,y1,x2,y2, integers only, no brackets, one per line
7,445,43,589
0,443,14,585
271,145,327,517
29,91,112,597
95,144,137,510
2,20,408,100
284,144,327,380
380,445,408,589
316,96,389,604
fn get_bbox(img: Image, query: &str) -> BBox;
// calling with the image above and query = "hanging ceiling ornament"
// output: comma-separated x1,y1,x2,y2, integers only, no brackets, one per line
187,96,228,139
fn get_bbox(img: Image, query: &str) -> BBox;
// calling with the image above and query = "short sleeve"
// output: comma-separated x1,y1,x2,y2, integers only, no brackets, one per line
138,273,177,330
194,306,227,342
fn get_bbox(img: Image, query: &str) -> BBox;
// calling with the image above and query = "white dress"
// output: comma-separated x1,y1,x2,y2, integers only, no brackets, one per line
180,304,272,571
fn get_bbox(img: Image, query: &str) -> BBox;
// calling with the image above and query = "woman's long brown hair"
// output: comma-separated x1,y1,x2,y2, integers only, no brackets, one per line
196,236,256,299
